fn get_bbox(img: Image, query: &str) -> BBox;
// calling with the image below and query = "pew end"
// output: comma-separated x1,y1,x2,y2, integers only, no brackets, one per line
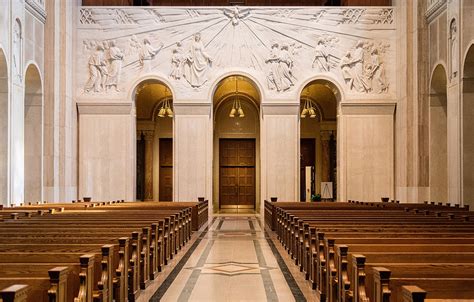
402,285,426,302
0,285,29,302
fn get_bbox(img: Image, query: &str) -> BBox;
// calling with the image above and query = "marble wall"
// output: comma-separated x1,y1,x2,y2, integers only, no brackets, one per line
78,108,135,200
0,0,46,205
0,50,8,204
421,0,474,205
73,6,398,209
1,2,473,207
339,103,395,202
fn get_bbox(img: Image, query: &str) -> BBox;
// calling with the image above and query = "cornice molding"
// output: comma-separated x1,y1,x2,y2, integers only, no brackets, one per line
25,0,46,24
425,0,447,23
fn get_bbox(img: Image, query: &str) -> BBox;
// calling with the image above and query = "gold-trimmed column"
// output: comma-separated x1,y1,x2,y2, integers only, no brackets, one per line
143,130,154,201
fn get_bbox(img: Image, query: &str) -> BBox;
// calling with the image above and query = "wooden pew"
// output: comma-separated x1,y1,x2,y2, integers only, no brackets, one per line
265,200,474,302
0,200,207,302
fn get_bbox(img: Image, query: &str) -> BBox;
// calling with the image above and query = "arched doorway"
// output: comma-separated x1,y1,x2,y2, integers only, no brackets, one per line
134,79,173,201
213,75,261,212
299,80,338,202
0,49,8,205
429,64,448,202
24,64,43,202
463,46,474,207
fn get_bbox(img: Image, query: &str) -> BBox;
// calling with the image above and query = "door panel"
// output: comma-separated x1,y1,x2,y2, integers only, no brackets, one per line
219,167,239,206
220,140,239,166
300,138,315,201
159,138,173,201
238,140,255,166
219,139,256,208
238,167,255,206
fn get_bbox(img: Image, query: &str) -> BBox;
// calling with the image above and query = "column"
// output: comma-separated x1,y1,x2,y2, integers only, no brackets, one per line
261,103,299,203
320,131,331,183
143,130,154,201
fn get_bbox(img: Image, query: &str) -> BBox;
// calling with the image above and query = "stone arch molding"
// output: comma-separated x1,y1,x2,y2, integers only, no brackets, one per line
208,70,265,103
127,73,176,105
0,46,9,74
297,74,345,104
76,6,397,103
429,60,448,90
23,60,44,92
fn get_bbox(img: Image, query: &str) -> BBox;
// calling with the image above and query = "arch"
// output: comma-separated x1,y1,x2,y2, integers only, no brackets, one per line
127,73,176,106
462,44,474,207
297,75,345,104
208,70,265,103
212,74,261,213
299,78,338,202
0,48,8,206
132,78,174,202
429,61,448,92
429,64,448,202
24,63,43,202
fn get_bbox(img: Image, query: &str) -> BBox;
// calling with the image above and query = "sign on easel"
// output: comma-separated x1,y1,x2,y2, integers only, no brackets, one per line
321,182,333,199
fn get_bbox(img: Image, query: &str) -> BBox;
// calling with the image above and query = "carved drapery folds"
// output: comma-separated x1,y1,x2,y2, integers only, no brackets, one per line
340,40,389,94
76,7,396,97
266,42,296,92
84,40,124,93
449,18,458,80
182,33,212,88
13,19,22,83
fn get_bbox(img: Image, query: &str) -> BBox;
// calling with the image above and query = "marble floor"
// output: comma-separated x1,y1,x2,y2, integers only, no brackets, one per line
138,215,318,302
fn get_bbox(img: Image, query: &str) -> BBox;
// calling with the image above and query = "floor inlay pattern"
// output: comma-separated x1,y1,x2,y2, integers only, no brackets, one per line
148,216,309,302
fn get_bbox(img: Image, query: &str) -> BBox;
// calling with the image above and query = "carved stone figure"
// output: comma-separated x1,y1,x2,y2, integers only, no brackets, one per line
84,45,108,93
139,38,163,72
170,42,185,80
183,33,212,88
266,42,295,92
105,40,124,92
266,42,283,91
12,20,22,82
351,40,371,92
340,40,389,93
223,6,250,26
368,45,388,93
278,44,295,91
450,18,458,79
312,38,329,72
340,51,354,88
128,35,141,56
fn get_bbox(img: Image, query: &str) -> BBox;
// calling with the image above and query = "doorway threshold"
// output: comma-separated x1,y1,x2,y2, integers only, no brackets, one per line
217,208,257,214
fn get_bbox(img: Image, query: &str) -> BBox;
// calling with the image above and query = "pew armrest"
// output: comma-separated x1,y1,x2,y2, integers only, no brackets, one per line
401,285,427,302
0,285,29,302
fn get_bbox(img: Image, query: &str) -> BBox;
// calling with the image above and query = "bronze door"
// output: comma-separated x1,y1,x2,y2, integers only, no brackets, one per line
219,139,256,209
159,138,173,201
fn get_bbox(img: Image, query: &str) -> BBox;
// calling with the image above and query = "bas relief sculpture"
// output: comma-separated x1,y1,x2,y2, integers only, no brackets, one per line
449,18,458,79
13,20,22,83
340,40,389,93
266,42,296,92
182,33,213,88
139,38,163,73
312,35,340,72
170,42,185,80
84,40,125,93
105,40,124,92
76,7,396,97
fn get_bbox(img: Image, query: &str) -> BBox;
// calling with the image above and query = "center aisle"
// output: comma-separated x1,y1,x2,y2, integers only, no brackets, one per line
142,215,314,302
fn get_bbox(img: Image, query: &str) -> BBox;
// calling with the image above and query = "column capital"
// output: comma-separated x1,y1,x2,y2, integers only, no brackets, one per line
320,130,334,141
143,130,154,141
